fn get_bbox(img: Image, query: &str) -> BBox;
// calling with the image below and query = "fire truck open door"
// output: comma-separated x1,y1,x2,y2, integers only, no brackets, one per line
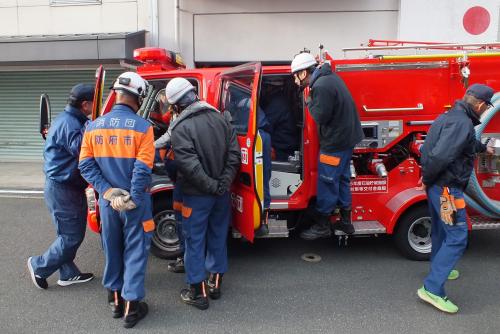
216,62,264,242
91,65,106,121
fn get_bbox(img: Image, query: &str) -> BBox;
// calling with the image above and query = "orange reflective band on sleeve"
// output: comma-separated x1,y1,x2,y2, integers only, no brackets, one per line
137,127,155,169
173,201,183,211
79,131,94,161
454,198,466,210
182,206,192,219
320,154,341,166
142,219,155,232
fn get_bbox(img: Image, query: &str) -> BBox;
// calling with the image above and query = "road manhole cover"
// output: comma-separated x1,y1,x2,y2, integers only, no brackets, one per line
301,253,322,263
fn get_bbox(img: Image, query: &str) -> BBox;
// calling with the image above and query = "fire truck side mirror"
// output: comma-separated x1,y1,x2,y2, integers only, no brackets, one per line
39,93,51,140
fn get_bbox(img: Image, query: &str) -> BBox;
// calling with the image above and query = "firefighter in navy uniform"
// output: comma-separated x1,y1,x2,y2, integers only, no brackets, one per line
417,84,496,314
291,52,363,240
79,72,154,328
167,77,241,310
27,84,95,290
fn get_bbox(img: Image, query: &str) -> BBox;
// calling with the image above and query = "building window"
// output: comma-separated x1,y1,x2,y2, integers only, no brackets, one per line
50,0,101,6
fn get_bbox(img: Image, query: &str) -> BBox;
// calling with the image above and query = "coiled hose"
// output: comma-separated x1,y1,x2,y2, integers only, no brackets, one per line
464,93,500,218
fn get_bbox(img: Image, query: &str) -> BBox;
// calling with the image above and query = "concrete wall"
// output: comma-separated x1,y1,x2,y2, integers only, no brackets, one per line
174,0,399,66
0,0,151,37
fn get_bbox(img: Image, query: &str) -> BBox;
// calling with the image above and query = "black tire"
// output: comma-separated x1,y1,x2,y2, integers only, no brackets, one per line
150,194,183,260
394,205,432,261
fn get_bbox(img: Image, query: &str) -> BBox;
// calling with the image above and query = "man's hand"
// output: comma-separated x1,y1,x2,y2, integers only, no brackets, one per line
103,188,130,202
110,195,137,211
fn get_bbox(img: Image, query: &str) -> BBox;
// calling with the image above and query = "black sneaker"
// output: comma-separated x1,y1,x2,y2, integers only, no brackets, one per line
123,301,148,329
27,257,48,289
300,223,332,240
180,282,209,310
57,273,94,286
167,257,185,273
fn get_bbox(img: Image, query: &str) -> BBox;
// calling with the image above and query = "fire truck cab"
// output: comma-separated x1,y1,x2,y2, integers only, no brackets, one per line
41,42,500,261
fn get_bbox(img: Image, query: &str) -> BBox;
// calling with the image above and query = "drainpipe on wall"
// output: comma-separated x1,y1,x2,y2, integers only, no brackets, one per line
174,0,180,52
150,0,159,46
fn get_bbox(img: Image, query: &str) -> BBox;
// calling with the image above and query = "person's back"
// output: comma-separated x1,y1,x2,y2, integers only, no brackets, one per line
81,103,153,194
308,62,363,152
171,100,235,195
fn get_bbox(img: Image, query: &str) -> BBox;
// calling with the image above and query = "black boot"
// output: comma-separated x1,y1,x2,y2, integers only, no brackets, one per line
255,209,269,237
123,300,149,329
300,212,332,240
180,282,209,310
207,273,223,300
332,207,355,235
108,290,124,318
167,256,185,273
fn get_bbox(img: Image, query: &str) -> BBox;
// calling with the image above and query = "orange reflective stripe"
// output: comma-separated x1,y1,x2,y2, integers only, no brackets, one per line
142,219,155,232
320,154,341,166
454,198,466,209
173,201,183,211
137,127,155,169
182,206,192,218
166,149,175,160
79,131,94,161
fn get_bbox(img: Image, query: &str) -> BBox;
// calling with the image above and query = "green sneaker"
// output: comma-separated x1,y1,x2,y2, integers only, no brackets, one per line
417,286,459,314
448,269,460,280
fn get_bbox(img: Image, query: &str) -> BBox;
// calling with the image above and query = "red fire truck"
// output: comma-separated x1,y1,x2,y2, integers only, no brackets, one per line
40,40,500,261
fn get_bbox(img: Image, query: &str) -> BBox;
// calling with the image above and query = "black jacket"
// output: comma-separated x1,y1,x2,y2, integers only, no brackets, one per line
171,101,241,196
421,100,486,189
307,63,364,152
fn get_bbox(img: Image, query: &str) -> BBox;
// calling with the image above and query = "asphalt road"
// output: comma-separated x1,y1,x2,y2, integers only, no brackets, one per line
2,197,500,334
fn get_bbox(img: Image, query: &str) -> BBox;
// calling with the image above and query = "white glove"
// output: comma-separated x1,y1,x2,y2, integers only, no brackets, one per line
111,195,137,212
103,188,130,202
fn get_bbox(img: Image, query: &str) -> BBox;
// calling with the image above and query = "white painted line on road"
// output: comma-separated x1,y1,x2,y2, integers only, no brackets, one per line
0,189,43,194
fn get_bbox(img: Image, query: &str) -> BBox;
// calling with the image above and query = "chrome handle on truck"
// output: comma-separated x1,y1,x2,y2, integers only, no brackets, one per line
362,103,424,112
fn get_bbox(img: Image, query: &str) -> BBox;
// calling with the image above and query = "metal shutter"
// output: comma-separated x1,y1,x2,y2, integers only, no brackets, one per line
0,69,122,161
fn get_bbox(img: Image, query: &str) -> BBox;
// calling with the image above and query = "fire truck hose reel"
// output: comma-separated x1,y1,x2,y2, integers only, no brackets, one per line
465,93,500,218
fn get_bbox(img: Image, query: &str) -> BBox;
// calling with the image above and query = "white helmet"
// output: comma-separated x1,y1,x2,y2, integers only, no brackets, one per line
113,72,148,98
165,77,195,104
291,52,317,74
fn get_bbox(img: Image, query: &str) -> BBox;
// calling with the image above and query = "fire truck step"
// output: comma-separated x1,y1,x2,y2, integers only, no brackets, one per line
334,220,386,236
470,216,500,230
232,218,289,239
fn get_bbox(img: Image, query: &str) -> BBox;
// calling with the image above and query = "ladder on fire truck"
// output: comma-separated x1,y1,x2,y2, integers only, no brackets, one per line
341,39,500,58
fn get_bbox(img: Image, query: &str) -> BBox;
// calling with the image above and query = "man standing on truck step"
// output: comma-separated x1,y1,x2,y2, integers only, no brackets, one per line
167,77,241,310
79,72,154,328
27,83,95,290
417,84,496,314
291,52,363,240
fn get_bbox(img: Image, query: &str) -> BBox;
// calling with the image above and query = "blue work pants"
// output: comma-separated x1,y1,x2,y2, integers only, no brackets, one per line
424,185,468,297
99,195,153,301
316,149,353,215
31,178,87,280
182,192,231,284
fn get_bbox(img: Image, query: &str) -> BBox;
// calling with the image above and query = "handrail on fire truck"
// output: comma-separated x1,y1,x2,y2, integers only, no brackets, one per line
341,40,500,58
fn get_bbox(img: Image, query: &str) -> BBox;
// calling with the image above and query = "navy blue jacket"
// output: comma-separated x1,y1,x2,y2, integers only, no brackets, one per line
421,100,486,189
308,62,364,152
44,105,88,190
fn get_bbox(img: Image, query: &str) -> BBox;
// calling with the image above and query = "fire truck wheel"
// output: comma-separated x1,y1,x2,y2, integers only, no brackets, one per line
151,196,183,260
394,205,432,261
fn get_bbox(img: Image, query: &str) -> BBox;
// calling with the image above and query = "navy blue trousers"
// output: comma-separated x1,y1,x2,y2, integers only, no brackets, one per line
31,178,87,280
424,185,468,297
99,195,153,301
182,192,231,284
316,149,353,214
